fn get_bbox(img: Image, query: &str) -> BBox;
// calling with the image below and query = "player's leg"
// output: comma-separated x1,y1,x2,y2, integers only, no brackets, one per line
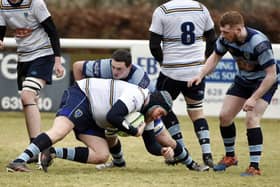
184,79,214,167
141,119,165,156
43,134,109,171
157,129,209,172
240,102,265,176
156,72,186,148
213,95,244,171
40,124,109,172
241,86,276,176
6,116,74,172
18,56,55,163
186,97,213,167
39,83,100,172
20,77,45,141
95,135,126,170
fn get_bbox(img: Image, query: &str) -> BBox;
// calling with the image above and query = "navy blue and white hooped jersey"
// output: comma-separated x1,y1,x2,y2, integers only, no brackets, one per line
76,78,149,130
0,0,53,62
82,58,151,90
149,0,214,81
215,27,279,81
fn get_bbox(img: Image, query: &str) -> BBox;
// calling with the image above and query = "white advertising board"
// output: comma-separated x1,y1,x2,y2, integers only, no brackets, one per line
131,44,280,119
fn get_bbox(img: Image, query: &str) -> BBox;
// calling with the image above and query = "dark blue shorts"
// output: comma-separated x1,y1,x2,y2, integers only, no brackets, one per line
156,72,205,100
56,83,105,139
17,55,55,90
227,76,278,104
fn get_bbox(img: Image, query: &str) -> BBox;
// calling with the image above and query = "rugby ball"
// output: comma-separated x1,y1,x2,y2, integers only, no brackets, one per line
117,112,145,137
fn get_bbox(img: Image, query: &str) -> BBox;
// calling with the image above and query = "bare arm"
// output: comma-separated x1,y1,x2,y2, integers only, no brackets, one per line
243,64,277,111
72,61,85,80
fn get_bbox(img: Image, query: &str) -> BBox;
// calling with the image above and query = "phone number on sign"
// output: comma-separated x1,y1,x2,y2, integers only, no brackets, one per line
1,96,52,111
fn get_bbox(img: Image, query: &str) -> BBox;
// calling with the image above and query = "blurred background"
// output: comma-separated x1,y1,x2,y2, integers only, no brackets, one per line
44,0,280,59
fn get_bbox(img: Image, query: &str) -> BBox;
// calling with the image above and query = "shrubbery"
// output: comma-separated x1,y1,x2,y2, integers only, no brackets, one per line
50,3,279,43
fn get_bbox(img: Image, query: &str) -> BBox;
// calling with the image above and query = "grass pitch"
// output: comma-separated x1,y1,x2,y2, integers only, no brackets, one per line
0,112,279,187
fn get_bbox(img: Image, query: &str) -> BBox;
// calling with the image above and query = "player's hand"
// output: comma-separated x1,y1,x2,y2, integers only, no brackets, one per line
54,56,64,78
243,97,257,112
0,40,4,50
161,147,174,160
135,122,146,137
187,75,202,87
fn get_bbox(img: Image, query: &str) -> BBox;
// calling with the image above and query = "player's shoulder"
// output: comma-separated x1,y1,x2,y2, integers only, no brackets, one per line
155,0,209,16
130,64,149,80
131,63,145,72
247,27,270,46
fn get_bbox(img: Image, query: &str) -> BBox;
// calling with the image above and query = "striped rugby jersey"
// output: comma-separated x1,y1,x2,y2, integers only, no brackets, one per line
216,27,279,81
0,0,53,62
77,78,149,129
149,0,214,81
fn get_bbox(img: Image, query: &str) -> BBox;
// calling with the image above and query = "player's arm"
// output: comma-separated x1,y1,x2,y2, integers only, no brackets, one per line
188,52,222,87
203,28,217,58
73,60,86,80
106,100,139,136
142,130,162,156
149,32,163,65
41,17,61,57
41,17,64,77
0,26,6,49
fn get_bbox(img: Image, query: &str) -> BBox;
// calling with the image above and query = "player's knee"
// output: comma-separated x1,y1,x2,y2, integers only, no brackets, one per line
88,149,110,164
20,77,44,103
219,112,232,125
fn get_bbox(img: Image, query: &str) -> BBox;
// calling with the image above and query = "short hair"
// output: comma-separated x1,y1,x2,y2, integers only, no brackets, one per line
219,11,244,27
111,49,132,67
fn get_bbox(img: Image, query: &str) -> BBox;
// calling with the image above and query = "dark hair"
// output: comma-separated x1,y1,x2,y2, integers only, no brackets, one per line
111,49,132,67
220,11,244,27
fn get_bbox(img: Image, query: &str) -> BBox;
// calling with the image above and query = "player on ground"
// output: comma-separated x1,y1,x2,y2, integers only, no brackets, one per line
70,49,208,171
7,78,207,172
149,0,216,167
188,11,279,176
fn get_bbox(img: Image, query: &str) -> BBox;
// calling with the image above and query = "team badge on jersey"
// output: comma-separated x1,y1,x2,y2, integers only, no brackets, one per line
74,109,83,118
24,12,29,18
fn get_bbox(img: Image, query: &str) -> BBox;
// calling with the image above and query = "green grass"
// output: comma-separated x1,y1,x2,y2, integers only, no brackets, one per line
0,112,279,187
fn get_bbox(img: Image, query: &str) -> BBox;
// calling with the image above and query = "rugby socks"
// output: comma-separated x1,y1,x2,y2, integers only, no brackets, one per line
193,118,212,155
110,139,126,166
54,147,89,163
173,142,193,167
247,127,263,169
14,133,52,163
220,123,236,157
163,111,186,148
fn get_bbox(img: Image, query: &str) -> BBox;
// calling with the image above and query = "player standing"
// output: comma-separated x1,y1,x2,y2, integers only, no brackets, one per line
149,0,216,167
0,0,64,163
188,11,279,176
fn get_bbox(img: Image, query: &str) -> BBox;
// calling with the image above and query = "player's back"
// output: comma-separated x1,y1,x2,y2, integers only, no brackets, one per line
150,0,214,64
76,78,148,129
